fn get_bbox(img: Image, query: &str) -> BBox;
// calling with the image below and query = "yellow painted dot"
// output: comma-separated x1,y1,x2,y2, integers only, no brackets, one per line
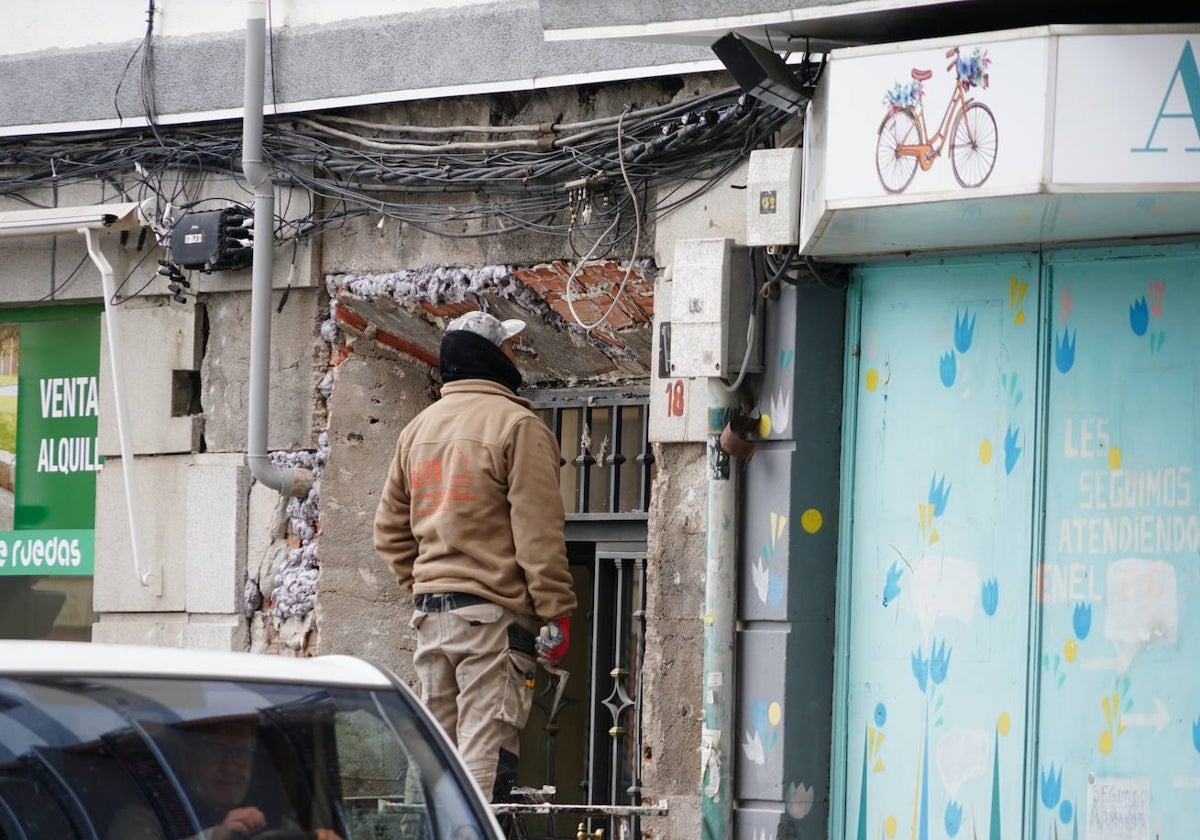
801,509,823,534
980,439,993,464
1064,638,1078,663
998,712,1011,736
1108,447,1122,470
768,702,782,726
865,368,879,392
885,815,897,838
1099,730,1113,755
758,415,772,437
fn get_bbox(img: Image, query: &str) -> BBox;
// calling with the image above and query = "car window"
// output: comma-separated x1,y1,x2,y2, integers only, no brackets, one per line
0,674,493,840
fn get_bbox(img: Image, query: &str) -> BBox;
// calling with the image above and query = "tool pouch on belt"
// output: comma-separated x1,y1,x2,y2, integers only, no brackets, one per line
501,623,537,728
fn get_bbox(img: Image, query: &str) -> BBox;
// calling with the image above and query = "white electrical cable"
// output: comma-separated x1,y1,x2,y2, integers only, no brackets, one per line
562,107,642,333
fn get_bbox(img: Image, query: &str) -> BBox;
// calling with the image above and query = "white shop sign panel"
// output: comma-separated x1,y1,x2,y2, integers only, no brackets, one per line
1054,33,1200,186
802,27,1200,259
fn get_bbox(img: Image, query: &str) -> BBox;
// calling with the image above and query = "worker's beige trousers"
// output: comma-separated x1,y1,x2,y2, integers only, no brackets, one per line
411,599,539,801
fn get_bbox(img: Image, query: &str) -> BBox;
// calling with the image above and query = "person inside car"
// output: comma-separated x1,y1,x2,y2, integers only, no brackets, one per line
106,718,343,840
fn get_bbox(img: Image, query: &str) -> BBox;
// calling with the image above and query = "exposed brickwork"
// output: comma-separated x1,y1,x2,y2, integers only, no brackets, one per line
332,260,655,375
335,301,439,367
513,260,654,334
547,294,607,327
515,265,568,297
422,300,479,319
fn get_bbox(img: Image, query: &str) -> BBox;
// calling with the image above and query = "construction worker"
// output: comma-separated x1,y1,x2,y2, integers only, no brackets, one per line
374,310,577,802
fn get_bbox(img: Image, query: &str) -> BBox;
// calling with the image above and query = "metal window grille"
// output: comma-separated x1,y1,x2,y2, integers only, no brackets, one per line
530,388,654,518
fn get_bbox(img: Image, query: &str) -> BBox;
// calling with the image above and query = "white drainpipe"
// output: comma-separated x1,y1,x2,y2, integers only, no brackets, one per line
242,0,311,498
86,228,159,594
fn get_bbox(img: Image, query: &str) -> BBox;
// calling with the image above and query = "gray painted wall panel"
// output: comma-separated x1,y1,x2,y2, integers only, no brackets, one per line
0,2,712,133
741,443,793,621
735,281,844,837
737,627,789,799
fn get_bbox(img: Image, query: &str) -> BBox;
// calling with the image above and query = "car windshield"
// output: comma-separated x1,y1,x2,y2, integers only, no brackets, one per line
0,673,492,840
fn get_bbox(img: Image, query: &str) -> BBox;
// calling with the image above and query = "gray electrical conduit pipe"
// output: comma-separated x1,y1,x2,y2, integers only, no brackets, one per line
242,0,312,499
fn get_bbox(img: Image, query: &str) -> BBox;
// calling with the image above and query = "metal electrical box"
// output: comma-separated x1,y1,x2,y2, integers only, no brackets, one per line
648,278,709,443
667,237,762,379
169,207,253,273
745,147,802,247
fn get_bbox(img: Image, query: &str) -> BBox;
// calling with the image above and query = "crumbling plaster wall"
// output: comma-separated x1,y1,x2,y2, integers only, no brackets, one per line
640,442,708,838
312,338,433,687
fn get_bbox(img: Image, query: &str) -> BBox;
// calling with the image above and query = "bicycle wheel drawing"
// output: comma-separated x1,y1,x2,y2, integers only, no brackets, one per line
950,101,997,188
876,109,921,194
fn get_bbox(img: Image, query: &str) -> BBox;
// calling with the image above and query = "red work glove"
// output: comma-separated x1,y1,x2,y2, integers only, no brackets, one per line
536,617,570,667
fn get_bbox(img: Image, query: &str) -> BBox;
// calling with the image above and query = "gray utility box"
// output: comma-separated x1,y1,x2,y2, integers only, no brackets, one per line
746,146,802,247
667,237,763,380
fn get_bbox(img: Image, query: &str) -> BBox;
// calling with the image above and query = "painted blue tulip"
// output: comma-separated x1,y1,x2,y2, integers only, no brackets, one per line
882,561,903,607
1040,764,1062,810
940,350,956,387
751,699,769,732
981,578,999,616
954,308,976,353
930,639,952,685
1129,297,1149,336
874,703,887,727
1054,328,1076,374
1004,426,1022,474
1073,602,1092,640
944,800,963,837
912,648,929,693
928,473,952,517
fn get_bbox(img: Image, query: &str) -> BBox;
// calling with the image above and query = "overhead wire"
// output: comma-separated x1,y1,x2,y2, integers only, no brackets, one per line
0,86,791,254
562,106,643,332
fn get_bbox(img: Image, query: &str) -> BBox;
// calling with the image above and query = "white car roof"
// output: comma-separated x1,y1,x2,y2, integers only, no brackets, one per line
0,639,394,688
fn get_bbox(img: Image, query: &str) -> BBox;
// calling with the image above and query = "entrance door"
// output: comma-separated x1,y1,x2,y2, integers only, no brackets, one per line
839,255,1041,840
1034,247,1200,838
514,390,652,839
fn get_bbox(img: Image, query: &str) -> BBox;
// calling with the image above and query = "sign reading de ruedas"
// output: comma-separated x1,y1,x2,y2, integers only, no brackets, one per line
0,312,102,577
0,530,96,574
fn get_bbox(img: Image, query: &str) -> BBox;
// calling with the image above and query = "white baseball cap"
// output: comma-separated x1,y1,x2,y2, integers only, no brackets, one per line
447,311,526,347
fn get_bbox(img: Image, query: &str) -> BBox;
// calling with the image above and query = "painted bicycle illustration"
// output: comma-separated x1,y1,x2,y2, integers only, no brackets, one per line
875,46,998,193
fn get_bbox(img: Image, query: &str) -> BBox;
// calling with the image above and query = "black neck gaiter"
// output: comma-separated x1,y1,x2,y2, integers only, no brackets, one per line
439,331,522,393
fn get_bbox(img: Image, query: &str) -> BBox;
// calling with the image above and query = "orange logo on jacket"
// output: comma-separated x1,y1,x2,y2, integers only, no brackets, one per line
412,446,478,516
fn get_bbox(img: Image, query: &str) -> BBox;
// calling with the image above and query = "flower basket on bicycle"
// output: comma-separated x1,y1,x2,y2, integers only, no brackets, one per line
956,48,991,90
883,80,924,113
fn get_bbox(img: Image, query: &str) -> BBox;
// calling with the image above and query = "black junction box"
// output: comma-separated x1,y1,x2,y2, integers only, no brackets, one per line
169,208,253,273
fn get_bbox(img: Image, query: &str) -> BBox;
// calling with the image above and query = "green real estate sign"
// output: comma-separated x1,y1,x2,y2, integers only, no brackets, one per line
0,308,101,576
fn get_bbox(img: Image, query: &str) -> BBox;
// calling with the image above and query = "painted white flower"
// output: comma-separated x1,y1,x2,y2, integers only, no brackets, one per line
742,730,765,764
769,388,791,435
786,781,814,819
752,556,770,603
